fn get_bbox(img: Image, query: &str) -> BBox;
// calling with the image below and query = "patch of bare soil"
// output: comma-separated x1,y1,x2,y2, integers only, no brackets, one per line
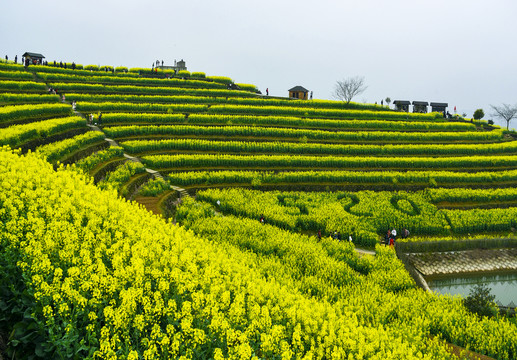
133,196,162,216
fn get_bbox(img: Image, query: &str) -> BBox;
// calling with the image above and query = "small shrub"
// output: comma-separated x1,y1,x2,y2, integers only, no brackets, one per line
473,108,485,120
463,283,497,317
177,70,191,78
115,66,128,72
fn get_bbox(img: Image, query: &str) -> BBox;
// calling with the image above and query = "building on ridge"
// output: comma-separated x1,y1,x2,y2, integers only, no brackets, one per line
22,52,45,65
430,102,448,113
157,59,187,73
412,101,428,113
288,86,309,100
393,100,410,112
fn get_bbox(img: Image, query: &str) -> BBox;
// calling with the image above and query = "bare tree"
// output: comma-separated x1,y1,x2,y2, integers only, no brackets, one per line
490,103,517,130
333,76,367,104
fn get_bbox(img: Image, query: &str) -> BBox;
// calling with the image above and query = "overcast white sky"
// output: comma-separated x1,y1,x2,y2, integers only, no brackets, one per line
1,0,516,127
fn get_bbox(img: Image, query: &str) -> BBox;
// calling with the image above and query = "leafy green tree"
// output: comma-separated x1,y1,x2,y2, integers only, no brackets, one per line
385,97,391,108
463,283,497,317
473,109,485,120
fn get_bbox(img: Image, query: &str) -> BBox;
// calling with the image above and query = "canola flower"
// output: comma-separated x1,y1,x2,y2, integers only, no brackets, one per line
1,148,516,358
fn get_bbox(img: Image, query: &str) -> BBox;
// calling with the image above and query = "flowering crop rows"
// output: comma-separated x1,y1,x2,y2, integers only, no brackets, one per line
142,153,517,171
36,131,105,163
37,72,230,89
1,149,516,359
47,82,258,97
0,103,71,123
208,104,443,121
0,116,86,147
120,137,517,157
195,187,517,244
166,169,517,188
0,80,47,92
103,124,503,143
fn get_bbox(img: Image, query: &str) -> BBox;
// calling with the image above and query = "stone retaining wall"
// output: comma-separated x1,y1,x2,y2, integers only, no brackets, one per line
405,248,517,277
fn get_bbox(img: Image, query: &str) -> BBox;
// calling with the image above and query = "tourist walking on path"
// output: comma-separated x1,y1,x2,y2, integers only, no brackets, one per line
384,230,391,245
266,88,269,96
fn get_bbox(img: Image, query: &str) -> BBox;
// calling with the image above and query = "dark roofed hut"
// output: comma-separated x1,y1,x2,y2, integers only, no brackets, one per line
22,52,45,66
393,100,410,112
412,101,428,113
289,86,309,100
430,102,448,113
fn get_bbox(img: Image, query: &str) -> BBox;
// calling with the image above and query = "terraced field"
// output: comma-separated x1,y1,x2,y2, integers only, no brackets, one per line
1,61,516,359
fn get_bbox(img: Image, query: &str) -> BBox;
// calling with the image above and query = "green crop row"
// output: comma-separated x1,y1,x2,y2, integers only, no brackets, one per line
224,97,393,111
206,75,233,84
98,113,185,125
0,103,72,123
120,137,517,157
427,187,517,204
47,82,257,97
0,70,34,81
443,207,517,233
0,92,60,104
142,153,517,171
0,80,47,92
167,169,517,188
100,112,476,131
0,63,25,71
208,104,444,121
65,93,228,105
73,146,124,174
30,64,140,78
37,72,230,89
98,161,146,192
102,124,504,143
0,116,86,148
75,102,207,114
36,131,105,163
188,113,476,131
235,83,259,92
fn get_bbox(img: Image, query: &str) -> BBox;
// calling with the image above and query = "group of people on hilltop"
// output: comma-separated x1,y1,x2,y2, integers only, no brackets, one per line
383,227,410,247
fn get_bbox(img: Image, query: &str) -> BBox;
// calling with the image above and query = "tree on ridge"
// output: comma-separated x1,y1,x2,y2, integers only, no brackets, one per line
490,103,517,130
333,76,367,104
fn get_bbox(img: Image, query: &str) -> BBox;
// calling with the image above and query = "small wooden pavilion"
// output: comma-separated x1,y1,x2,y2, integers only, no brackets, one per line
22,52,45,65
288,86,309,100
393,100,410,112
430,102,448,113
412,101,428,113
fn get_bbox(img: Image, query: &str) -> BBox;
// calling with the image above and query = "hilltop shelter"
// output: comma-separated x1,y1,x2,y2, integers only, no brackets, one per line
289,86,309,100
22,52,45,65
393,100,410,112
430,102,448,113
157,59,187,73
412,101,428,113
